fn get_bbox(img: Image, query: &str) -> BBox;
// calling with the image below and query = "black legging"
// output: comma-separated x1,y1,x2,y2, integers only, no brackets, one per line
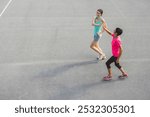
106,56,122,69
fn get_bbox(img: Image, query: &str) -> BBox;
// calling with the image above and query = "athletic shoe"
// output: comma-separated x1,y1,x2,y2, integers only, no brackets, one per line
103,76,112,81
97,55,106,60
118,73,128,79
101,55,106,60
96,56,100,60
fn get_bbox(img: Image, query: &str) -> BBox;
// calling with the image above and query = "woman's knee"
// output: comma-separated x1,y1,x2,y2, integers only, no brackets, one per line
90,43,93,48
115,63,121,69
106,61,111,69
90,42,96,48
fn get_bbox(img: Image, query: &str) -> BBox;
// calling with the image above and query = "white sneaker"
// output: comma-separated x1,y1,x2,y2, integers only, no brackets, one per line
97,55,105,60
96,56,101,60
101,55,106,60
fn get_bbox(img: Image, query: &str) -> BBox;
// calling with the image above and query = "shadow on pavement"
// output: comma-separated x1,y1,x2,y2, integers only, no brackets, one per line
36,59,98,79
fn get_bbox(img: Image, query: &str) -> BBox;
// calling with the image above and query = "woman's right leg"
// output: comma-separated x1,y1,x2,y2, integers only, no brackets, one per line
106,56,116,77
90,41,102,56
95,43,106,57
114,61,128,77
103,57,115,80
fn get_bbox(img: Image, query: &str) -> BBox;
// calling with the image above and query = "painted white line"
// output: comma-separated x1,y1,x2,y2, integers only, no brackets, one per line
0,0,13,17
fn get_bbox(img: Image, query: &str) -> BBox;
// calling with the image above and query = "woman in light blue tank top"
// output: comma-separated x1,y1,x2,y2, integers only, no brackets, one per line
90,9,106,60
94,17,103,36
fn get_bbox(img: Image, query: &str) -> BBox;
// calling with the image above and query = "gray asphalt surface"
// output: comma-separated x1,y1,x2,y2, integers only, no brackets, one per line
0,0,150,100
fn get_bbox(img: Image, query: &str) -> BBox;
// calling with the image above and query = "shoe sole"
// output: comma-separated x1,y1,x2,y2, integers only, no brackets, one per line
118,76,128,79
103,78,112,81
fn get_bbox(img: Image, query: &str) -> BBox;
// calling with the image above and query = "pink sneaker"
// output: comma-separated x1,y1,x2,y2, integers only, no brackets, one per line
118,73,128,79
103,76,112,81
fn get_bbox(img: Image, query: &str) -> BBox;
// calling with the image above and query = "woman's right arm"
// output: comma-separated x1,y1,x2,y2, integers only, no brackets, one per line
103,26,112,36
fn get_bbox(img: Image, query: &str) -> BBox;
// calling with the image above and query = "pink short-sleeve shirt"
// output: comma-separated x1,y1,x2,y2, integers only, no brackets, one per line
111,34,122,57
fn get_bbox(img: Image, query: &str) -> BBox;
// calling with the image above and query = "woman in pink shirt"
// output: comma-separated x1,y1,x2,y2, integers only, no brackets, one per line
103,27,128,81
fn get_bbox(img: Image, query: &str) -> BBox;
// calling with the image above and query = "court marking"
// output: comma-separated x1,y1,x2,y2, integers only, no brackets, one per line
0,0,13,17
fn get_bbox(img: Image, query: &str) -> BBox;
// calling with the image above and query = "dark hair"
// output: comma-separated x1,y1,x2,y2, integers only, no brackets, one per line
115,28,123,36
97,9,103,15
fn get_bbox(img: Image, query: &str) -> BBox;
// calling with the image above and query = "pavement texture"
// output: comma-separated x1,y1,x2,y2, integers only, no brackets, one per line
0,0,150,99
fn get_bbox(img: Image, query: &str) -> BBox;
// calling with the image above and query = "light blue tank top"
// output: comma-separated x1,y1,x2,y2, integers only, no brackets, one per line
94,17,103,35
